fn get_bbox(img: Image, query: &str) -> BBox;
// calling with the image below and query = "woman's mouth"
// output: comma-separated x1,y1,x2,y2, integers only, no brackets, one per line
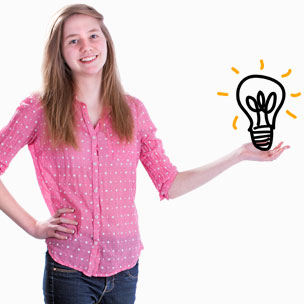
79,55,98,64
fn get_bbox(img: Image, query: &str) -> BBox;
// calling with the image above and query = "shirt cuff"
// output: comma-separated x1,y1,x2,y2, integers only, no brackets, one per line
0,162,8,176
159,169,179,201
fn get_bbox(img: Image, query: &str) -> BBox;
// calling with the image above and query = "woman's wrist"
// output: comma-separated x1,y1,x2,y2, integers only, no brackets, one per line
235,145,246,162
24,218,39,238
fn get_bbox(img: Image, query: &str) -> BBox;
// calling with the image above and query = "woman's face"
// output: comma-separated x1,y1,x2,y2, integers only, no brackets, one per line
61,14,107,79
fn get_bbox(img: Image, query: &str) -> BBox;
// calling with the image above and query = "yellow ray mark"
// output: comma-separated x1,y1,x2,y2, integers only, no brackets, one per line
232,116,238,130
286,110,297,119
217,92,229,96
231,67,239,74
260,59,264,70
290,92,301,97
281,69,292,78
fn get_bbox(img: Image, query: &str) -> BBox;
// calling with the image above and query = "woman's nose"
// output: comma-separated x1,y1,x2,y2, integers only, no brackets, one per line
80,39,93,52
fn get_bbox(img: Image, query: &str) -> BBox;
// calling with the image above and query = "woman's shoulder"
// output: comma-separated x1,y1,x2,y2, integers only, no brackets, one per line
18,92,43,111
125,94,146,115
15,93,44,123
125,94,141,105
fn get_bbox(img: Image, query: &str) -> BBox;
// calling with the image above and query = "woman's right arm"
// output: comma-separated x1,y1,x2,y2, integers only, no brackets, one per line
0,179,77,240
0,96,77,240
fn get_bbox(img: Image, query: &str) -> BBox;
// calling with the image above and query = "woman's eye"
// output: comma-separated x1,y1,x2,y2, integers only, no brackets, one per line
69,39,78,44
91,34,98,39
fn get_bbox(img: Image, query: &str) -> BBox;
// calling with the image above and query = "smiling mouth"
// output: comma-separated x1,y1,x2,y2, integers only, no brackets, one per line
79,55,98,63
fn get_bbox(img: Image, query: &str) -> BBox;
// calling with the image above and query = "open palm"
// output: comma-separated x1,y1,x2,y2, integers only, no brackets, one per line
240,141,290,162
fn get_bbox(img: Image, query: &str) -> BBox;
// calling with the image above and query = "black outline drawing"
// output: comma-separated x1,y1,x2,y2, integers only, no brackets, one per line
236,75,286,151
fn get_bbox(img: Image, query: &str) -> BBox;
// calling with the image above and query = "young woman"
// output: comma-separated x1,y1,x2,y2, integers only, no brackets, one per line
0,4,289,304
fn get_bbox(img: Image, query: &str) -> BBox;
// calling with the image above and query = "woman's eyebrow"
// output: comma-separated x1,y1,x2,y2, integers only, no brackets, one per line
88,28,101,33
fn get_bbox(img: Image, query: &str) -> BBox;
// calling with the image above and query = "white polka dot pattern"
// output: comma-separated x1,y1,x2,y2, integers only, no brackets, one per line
0,94,178,277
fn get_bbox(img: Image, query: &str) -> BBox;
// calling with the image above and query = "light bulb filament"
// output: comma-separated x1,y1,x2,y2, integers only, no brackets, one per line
245,91,277,126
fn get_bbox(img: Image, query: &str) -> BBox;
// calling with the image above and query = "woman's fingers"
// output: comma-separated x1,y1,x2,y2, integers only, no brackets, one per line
54,208,75,218
267,145,290,160
47,208,78,240
272,141,283,151
53,224,75,235
272,142,290,153
52,216,78,226
53,208,78,226
47,224,75,240
52,232,70,240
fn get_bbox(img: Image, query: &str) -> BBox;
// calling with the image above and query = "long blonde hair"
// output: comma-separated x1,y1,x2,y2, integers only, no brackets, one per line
41,4,133,148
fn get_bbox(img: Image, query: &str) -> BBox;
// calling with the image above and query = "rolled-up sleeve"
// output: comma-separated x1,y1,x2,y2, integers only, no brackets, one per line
135,98,178,200
0,96,42,176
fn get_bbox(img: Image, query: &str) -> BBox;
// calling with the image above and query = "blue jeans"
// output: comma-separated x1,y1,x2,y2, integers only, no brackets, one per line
43,252,138,304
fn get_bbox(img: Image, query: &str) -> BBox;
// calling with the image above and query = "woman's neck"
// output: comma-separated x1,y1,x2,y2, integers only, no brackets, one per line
75,73,102,107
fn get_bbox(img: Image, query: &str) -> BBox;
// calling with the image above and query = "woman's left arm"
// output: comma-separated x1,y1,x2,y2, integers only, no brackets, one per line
168,142,290,199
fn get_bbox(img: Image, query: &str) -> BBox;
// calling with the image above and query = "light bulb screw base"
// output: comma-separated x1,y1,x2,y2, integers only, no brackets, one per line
250,126,273,151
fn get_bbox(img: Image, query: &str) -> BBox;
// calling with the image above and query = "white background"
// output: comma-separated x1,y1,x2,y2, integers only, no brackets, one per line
0,0,304,303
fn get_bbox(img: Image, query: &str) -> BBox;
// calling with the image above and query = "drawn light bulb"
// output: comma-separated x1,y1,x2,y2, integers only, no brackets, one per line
236,75,286,151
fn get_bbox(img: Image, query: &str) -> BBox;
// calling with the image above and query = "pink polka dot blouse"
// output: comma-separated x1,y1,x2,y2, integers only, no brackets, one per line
0,94,178,277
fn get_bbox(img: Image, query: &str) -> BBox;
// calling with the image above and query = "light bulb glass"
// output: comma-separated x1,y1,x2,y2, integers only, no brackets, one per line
236,75,285,151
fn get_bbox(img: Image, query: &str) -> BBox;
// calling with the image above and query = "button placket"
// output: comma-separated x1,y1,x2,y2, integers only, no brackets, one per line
91,134,101,266
81,103,102,274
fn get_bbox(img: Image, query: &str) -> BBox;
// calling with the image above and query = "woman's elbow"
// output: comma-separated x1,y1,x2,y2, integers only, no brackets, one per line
167,173,181,199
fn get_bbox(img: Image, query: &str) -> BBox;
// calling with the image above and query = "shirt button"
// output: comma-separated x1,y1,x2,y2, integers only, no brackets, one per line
94,188,98,193
93,162,97,166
